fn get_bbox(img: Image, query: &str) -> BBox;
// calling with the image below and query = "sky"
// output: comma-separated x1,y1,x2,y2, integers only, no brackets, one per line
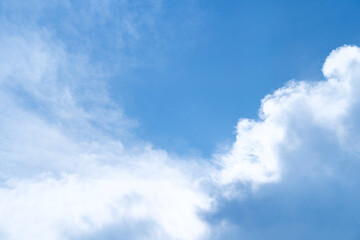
1,1,360,240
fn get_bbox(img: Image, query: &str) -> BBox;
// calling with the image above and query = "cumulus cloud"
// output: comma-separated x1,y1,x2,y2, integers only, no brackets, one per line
213,45,360,238
216,45,360,189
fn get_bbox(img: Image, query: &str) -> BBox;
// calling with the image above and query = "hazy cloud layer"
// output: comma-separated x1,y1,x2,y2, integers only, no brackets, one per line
0,22,211,240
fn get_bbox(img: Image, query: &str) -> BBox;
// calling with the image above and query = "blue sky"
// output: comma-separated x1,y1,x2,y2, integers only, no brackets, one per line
2,1,360,240
108,0,360,156
93,0,360,157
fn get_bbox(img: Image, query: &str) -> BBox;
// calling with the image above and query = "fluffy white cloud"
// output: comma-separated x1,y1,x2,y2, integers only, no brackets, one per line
216,45,360,190
208,45,360,239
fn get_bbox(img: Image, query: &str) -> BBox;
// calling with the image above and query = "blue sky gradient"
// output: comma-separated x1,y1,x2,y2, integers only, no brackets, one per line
108,0,360,156
2,1,360,239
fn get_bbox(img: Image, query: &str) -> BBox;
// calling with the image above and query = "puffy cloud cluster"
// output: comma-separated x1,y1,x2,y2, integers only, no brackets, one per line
213,46,360,238
216,45,360,190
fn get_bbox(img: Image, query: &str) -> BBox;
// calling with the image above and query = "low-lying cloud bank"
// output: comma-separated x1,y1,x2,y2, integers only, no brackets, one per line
2,3,360,240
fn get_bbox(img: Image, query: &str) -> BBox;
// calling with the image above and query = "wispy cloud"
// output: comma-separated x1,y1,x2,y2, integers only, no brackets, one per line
0,10,211,240
0,35,211,240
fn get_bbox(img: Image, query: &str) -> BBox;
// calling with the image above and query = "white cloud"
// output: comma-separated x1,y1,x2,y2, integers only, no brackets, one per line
208,45,360,239
0,161,211,240
3,28,360,240
3,1,360,239
0,25,212,240
215,45,360,192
